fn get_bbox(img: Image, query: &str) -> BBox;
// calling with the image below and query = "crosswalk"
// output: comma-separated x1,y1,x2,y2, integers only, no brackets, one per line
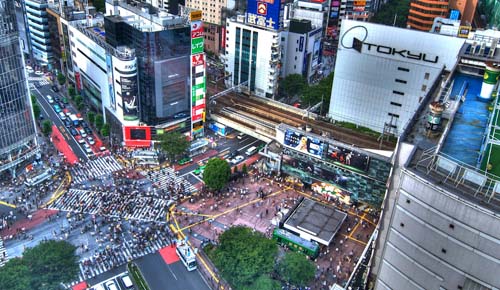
71,156,123,184
145,167,197,194
0,239,7,267
48,188,170,222
77,233,171,281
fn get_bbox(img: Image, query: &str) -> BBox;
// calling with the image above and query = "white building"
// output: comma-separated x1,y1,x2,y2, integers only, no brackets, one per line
291,0,328,32
328,20,465,136
24,0,52,67
223,15,281,98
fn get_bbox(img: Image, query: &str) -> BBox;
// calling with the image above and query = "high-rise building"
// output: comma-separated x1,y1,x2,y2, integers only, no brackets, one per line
407,0,478,31
23,0,53,68
185,0,226,54
0,0,39,177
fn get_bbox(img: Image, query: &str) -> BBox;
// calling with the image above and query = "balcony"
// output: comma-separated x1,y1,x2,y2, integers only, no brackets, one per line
29,32,50,44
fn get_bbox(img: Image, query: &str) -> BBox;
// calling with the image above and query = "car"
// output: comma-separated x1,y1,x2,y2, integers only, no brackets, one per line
237,132,245,140
293,102,301,108
87,136,95,145
26,66,34,73
51,85,59,92
70,128,78,136
178,157,193,165
77,138,86,145
84,127,92,135
81,121,89,128
65,111,72,117
231,155,244,165
120,274,134,289
193,165,206,175
83,143,93,154
79,128,87,138
39,114,44,120
54,96,60,102
58,102,65,109
58,112,66,120
53,104,62,113
173,112,188,119
64,119,72,128
227,151,238,159
46,95,54,104
99,146,107,152
34,70,44,76
62,97,68,104
104,281,119,290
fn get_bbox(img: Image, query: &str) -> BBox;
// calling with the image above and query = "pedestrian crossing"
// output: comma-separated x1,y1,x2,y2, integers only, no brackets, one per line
145,167,197,195
71,156,123,184
77,233,172,281
0,238,7,267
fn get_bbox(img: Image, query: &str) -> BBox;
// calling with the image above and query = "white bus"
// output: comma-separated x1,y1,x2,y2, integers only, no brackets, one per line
176,240,197,271
132,151,159,166
245,146,258,156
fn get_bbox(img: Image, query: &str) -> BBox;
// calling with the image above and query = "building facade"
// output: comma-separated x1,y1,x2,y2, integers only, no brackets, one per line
23,0,53,67
328,20,464,136
408,0,477,31
0,0,38,177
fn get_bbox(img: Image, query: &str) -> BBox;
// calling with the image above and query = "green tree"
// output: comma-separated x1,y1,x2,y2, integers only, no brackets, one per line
87,111,96,125
277,252,315,287
280,74,306,99
156,131,190,161
74,95,83,108
30,94,37,104
246,275,280,290
41,120,52,136
93,0,105,12
0,258,31,290
211,226,278,289
0,241,79,290
101,123,110,137
242,163,248,175
301,72,333,115
203,158,231,191
32,104,40,119
68,86,76,98
371,0,411,28
95,114,104,131
57,72,66,85
23,240,79,289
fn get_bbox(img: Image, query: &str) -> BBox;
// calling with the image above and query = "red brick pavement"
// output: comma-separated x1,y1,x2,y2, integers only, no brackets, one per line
1,209,58,238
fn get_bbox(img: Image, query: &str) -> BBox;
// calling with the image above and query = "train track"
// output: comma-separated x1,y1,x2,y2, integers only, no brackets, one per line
213,93,396,150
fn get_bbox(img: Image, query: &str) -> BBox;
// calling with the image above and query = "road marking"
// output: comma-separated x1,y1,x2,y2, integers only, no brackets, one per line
238,139,259,152
166,264,178,280
0,200,16,208
191,173,203,183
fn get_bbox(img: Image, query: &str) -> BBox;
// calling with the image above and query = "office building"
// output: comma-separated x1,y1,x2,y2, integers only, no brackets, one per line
328,20,464,137
185,0,226,54
407,0,478,31
0,0,39,177
372,28,500,290
23,0,53,68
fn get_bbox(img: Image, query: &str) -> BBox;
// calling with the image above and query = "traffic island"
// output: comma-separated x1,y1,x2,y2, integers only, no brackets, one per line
127,262,151,290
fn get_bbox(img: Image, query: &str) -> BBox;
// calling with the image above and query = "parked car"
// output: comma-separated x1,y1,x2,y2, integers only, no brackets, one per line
84,127,92,135
70,128,78,136
120,274,134,289
104,281,118,290
79,128,87,138
87,136,95,145
83,143,93,154
77,138,86,145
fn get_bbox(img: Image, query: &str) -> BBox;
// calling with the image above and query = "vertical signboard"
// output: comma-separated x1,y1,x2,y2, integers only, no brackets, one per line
190,10,206,138
121,76,139,121
106,55,116,110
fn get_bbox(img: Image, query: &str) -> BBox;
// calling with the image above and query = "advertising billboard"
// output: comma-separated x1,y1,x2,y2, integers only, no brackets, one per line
191,21,203,38
326,145,370,172
311,40,321,67
120,76,139,121
247,0,281,30
105,55,115,110
191,37,204,54
283,129,325,157
192,54,205,66
123,126,152,147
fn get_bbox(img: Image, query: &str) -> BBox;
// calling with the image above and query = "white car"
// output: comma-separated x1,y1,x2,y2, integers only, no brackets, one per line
83,143,93,154
231,155,244,165
46,95,54,104
104,281,119,290
34,70,44,76
58,112,66,120
121,274,134,289
79,128,87,138
87,136,95,145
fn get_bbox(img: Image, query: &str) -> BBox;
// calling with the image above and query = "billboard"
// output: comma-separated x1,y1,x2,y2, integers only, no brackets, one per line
192,54,205,66
247,0,281,30
105,55,115,110
283,129,325,157
191,21,203,38
191,37,204,54
123,126,151,147
311,40,321,67
326,145,370,172
120,76,139,121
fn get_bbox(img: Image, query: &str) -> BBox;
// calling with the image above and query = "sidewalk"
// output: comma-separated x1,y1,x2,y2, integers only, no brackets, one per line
0,209,58,239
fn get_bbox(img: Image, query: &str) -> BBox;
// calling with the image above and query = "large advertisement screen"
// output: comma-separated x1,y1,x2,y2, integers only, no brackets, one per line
121,76,139,121
123,126,152,147
326,145,370,172
283,129,325,157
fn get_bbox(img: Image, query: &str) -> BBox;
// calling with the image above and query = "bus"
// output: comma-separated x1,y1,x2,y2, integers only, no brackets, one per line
24,168,53,187
132,151,159,166
176,240,197,271
69,114,80,126
272,228,320,259
245,146,258,156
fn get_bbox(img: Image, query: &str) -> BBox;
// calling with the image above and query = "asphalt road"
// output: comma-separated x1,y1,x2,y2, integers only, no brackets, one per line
29,77,89,161
135,252,210,290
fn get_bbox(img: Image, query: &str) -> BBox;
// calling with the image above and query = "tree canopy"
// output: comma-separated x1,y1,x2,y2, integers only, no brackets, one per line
277,252,315,287
156,131,190,161
57,73,66,85
95,114,104,131
280,74,307,99
203,157,231,191
41,120,52,136
301,72,333,115
0,240,79,290
370,0,411,28
210,226,278,289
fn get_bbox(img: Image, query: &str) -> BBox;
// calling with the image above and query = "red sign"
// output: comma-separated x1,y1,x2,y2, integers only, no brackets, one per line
257,2,267,15
353,6,365,12
221,27,226,50
192,54,205,67
123,126,152,148
191,21,203,39
74,72,82,91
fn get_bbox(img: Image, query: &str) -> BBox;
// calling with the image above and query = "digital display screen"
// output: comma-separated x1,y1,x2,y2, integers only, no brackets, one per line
283,129,324,157
130,129,146,140
326,145,370,172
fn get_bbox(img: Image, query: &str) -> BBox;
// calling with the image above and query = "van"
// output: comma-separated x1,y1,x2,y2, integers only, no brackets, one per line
245,146,257,156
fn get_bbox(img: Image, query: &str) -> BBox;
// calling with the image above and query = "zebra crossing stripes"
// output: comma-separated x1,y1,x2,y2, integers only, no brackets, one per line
0,239,7,267
71,156,123,184
146,168,197,193
48,189,170,222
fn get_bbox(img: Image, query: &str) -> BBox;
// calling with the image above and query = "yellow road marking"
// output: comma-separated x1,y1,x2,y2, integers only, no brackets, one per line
0,200,16,208
348,213,365,238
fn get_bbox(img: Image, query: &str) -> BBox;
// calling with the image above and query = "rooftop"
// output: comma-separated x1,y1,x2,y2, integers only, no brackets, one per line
282,197,347,245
